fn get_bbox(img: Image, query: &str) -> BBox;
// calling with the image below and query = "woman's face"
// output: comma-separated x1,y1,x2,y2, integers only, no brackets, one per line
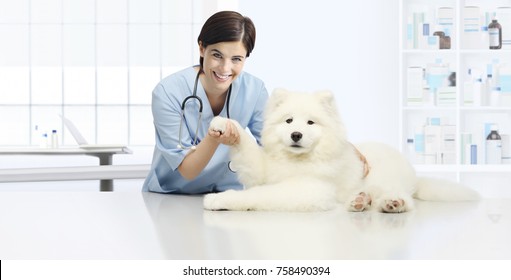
199,40,247,95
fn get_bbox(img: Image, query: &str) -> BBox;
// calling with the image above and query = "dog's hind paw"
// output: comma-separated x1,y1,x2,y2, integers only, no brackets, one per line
347,192,372,212
380,199,406,213
209,116,228,134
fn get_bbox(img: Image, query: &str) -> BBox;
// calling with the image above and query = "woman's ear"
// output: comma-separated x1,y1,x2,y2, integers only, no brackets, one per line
199,41,205,57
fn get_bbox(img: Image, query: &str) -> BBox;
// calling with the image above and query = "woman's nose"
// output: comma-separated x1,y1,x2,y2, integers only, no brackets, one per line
219,59,232,71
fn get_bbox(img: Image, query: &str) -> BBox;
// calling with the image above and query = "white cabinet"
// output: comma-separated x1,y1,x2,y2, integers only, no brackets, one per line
399,0,511,190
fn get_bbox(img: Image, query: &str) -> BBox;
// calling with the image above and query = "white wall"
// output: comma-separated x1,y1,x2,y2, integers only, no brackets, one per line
238,0,399,146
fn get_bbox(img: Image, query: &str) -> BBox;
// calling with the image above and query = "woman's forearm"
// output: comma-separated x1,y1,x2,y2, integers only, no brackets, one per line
177,134,220,180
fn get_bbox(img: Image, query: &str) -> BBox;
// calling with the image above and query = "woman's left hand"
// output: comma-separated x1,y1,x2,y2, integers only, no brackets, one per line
208,119,240,146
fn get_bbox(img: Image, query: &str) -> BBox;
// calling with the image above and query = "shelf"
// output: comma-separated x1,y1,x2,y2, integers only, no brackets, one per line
399,0,511,182
460,107,511,112
403,106,456,111
414,164,511,173
460,49,511,54
401,49,457,54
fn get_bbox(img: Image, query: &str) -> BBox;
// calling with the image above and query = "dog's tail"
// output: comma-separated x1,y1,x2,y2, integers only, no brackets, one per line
413,177,481,201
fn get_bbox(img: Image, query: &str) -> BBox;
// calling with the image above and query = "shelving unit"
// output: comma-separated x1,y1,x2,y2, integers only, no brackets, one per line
399,0,511,183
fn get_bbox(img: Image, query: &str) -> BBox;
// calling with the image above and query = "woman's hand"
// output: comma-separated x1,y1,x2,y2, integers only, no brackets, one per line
208,119,240,146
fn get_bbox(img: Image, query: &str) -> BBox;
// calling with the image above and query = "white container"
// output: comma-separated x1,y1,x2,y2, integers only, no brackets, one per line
51,130,59,149
485,124,502,164
501,134,511,164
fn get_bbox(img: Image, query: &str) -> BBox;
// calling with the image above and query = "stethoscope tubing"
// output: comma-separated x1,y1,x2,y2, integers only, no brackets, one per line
177,70,231,150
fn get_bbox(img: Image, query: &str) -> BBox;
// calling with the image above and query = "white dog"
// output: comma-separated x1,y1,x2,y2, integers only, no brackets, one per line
203,89,479,212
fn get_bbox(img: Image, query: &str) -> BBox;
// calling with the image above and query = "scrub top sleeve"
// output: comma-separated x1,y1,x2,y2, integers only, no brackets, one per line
247,83,269,145
151,83,189,170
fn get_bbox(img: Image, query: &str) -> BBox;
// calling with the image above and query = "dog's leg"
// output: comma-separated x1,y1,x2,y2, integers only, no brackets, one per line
203,189,255,211
210,116,266,187
204,178,338,211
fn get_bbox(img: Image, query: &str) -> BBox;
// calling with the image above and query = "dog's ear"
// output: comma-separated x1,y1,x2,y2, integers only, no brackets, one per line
314,90,336,111
267,88,291,111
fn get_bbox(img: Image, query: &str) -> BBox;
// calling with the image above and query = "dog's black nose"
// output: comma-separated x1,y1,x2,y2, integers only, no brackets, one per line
291,132,302,142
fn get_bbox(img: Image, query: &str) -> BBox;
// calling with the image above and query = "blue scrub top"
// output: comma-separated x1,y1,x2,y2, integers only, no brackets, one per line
142,66,268,194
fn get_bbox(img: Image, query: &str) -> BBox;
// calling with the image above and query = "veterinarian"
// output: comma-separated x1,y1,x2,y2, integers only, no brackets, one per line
142,11,269,194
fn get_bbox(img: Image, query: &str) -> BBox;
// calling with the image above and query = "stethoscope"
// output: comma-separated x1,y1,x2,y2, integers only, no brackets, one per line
177,70,232,150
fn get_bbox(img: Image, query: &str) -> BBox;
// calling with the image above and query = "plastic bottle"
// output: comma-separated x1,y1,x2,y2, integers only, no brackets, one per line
51,129,59,149
486,124,502,164
40,133,48,148
484,74,494,106
406,138,415,164
488,17,502,49
490,87,501,107
472,77,483,106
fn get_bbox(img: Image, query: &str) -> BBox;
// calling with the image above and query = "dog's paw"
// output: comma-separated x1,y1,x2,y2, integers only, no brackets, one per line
347,192,372,212
380,199,406,213
203,190,245,211
203,193,226,211
209,116,228,134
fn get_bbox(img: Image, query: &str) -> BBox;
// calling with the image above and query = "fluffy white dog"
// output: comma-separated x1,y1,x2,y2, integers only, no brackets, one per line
203,89,480,212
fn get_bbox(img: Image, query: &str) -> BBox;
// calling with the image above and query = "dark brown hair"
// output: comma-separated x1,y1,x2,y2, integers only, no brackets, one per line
197,11,256,69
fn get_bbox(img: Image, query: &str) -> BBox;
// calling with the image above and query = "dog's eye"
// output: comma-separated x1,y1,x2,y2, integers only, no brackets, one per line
286,118,293,124
307,120,315,125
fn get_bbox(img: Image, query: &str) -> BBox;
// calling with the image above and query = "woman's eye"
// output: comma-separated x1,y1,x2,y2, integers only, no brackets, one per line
307,120,315,125
286,118,293,124
213,53,222,58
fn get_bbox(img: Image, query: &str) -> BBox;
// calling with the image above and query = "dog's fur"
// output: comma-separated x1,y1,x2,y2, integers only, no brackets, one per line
203,89,480,212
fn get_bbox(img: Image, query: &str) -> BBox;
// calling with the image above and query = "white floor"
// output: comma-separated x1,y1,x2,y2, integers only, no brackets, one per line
0,190,510,260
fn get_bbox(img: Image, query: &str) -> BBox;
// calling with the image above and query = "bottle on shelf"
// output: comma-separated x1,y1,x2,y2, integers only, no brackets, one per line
51,130,59,149
486,124,502,164
488,17,502,49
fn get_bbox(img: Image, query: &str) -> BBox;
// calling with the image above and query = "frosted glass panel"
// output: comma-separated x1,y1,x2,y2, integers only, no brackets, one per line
62,0,95,23
96,0,128,23
0,0,203,155
31,25,61,66
97,106,128,144
162,0,192,23
0,25,29,66
62,106,95,145
129,106,154,145
0,0,29,23
31,67,62,104
129,24,160,66
96,25,128,66
129,0,160,23
63,25,95,66
162,66,184,78
97,67,128,104
0,106,29,146
161,24,193,67
63,67,96,104
0,67,30,104
30,0,62,23
129,67,160,105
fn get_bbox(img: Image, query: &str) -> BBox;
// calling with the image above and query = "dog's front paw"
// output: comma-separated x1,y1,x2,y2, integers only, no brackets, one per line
203,193,226,211
209,116,229,134
204,190,242,211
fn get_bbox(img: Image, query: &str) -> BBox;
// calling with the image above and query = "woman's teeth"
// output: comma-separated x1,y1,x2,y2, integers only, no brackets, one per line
215,72,230,81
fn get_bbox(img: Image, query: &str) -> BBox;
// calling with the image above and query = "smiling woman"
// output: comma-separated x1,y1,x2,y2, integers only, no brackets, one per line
142,11,269,195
